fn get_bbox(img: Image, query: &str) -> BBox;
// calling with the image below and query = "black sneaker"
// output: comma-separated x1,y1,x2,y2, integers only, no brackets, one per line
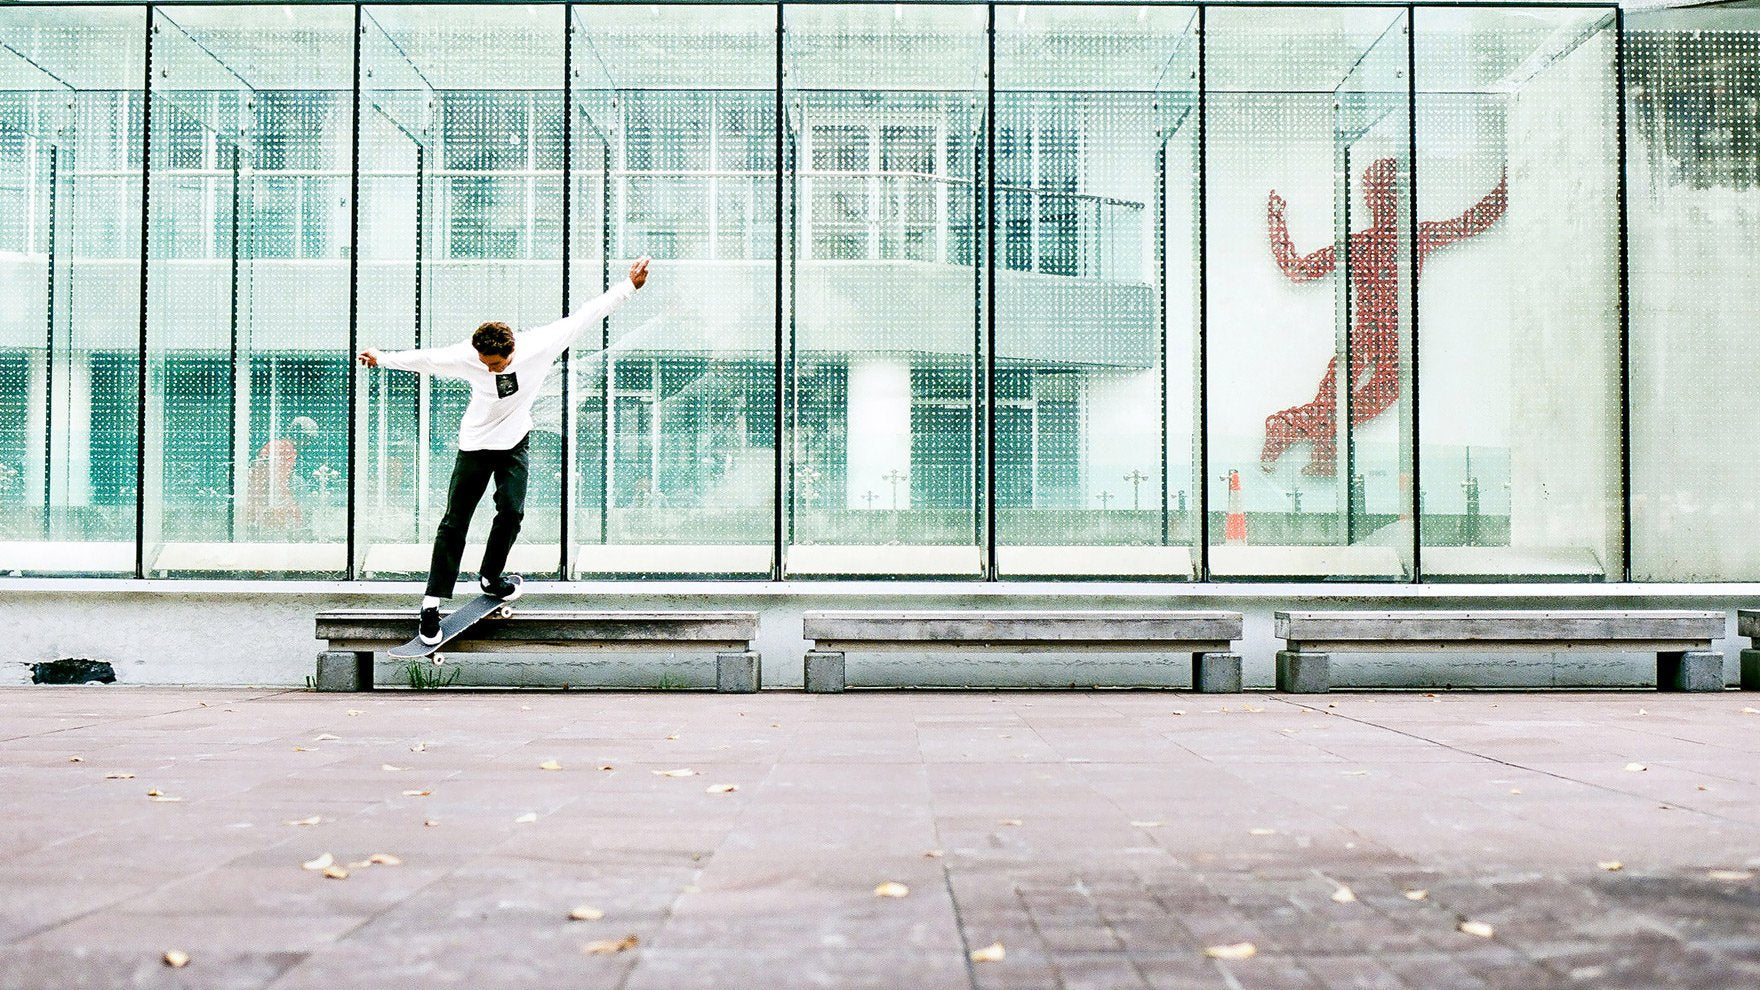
481,573,524,602
418,606,442,646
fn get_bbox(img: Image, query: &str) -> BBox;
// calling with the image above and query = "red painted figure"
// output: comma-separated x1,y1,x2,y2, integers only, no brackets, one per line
1260,158,1507,475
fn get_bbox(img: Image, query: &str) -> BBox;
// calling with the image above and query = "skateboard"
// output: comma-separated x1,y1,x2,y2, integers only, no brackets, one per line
389,591,516,663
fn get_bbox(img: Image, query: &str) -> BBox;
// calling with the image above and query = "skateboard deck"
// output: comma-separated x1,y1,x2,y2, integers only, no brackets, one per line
389,593,515,661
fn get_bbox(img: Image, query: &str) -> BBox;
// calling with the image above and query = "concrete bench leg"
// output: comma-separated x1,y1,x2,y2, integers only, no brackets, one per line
804,650,845,693
716,651,761,694
316,651,373,692
1741,649,1760,691
1657,650,1724,692
1191,652,1242,694
1276,650,1330,693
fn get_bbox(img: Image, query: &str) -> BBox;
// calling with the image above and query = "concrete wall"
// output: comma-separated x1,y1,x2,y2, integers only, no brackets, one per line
1,579,1752,691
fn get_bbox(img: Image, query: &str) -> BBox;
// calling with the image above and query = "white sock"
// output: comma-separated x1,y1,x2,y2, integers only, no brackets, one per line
422,596,441,609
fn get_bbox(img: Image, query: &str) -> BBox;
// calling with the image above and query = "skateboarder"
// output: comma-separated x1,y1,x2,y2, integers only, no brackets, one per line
359,257,651,644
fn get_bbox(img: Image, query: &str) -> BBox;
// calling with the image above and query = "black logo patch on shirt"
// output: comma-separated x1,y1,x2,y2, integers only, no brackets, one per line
495,372,519,398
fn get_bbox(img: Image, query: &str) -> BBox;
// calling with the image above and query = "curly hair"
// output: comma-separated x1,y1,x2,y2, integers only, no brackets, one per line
472,321,515,357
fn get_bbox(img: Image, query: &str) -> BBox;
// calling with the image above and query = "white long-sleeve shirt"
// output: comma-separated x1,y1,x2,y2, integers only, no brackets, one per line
375,279,636,451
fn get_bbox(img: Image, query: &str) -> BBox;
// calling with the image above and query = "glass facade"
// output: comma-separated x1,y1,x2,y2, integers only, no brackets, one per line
0,1,1754,585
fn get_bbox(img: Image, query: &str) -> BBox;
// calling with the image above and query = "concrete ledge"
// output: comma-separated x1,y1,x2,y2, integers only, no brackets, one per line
1192,652,1242,694
804,651,845,693
1658,650,1726,692
1277,609,1725,645
316,609,760,652
315,651,369,692
1276,651,1331,693
803,609,1243,645
716,651,760,694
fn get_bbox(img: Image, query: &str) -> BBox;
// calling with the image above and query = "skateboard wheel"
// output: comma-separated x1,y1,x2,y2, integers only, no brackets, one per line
431,653,445,666
494,606,513,619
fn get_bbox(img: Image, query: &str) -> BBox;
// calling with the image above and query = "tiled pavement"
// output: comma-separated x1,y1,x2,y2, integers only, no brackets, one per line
2,688,1759,989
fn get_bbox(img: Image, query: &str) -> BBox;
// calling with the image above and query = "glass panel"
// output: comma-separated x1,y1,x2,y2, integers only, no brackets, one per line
783,3,988,577
141,6,352,578
1626,2,1760,581
354,5,564,582
1416,8,1621,583
993,4,1199,579
0,6,143,576
569,4,777,577
1205,6,1413,580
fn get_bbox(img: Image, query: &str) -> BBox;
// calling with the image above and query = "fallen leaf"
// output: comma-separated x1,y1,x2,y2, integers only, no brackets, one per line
1709,870,1754,881
1331,886,1356,904
302,853,334,871
368,853,401,866
285,816,322,827
1242,706,1265,713
1131,821,1164,828
147,792,180,802
1203,942,1256,960
1697,785,1711,791
1625,763,1647,772
1742,707,1760,715
314,734,341,742
653,769,697,778
1638,708,1649,716
401,790,431,798
1342,770,1369,776
410,742,426,753
873,882,909,898
1599,861,1624,872
423,819,439,828
924,850,945,859
997,819,1023,827
1404,889,1428,901
515,813,538,824
1459,920,1495,939
569,906,606,921
322,866,349,880
539,760,563,771
1248,828,1277,836
1509,789,1523,795
598,765,615,772
293,747,311,752
346,709,363,716
106,773,135,780
665,734,679,741
68,756,83,763
521,705,532,711
706,784,737,794
970,942,1006,963
381,764,406,772
582,935,639,955
163,950,190,968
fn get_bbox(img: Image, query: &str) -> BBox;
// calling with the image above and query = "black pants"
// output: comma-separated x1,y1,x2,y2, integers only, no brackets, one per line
426,436,528,598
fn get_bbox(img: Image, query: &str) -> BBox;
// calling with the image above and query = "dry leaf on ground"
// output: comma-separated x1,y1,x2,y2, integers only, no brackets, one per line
1598,861,1623,872
515,813,538,824
653,769,697,778
285,816,322,827
598,765,615,771
302,853,334,871
68,756,83,763
322,866,349,880
1203,942,1256,960
1709,870,1754,881
706,784,737,794
539,760,563,771
569,906,606,921
969,942,1006,963
1404,889,1428,901
423,819,438,828
997,819,1023,827
401,790,431,797
873,882,909,898
105,773,135,780
381,764,405,772
1331,886,1356,904
1624,763,1647,772
582,935,639,955
1342,770,1369,776
1459,920,1495,939
314,734,341,742
1130,821,1163,828
924,850,945,859
410,742,426,752
345,709,363,716
368,854,401,866
162,950,190,968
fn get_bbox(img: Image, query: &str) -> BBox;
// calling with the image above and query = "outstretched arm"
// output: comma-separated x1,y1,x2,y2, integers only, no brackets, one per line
358,345,457,376
522,257,650,362
1420,171,1507,251
1267,190,1336,283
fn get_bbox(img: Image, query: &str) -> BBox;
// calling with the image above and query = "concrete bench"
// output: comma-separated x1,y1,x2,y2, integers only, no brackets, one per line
1274,610,1726,692
1731,611,1760,690
800,610,1245,692
313,610,761,693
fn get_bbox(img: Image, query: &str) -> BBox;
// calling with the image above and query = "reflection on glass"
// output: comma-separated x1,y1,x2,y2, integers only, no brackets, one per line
569,5,777,577
0,6,143,575
354,4,564,581
994,4,1200,579
783,3,988,577
1205,6,1413,580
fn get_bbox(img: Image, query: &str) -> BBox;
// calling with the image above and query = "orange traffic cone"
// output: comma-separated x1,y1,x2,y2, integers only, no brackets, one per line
1224,469,1247,545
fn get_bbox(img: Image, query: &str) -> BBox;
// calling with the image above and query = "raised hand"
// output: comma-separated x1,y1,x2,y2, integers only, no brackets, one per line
629,256,651,289
357,349,381,368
